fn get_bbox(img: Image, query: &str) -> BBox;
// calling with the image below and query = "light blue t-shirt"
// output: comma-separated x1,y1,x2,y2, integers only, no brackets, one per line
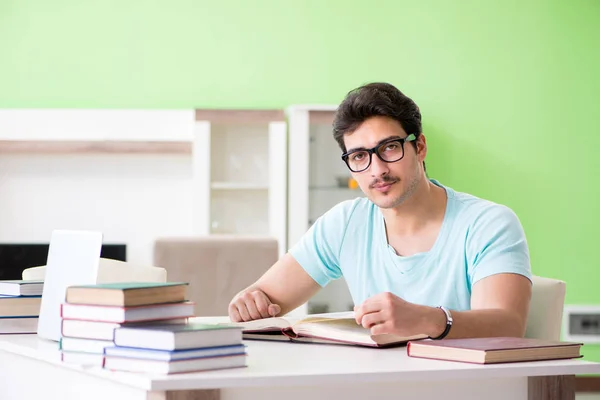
289,180,532,311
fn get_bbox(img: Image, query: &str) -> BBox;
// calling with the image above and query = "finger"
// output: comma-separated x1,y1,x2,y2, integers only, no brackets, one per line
268,303,281,317
229,303,242,322
355,306,364,324
236,302,252,322
355,301,383,324
244,297,262,320
370,321,392,336
253,292,273,318
361,311,385,330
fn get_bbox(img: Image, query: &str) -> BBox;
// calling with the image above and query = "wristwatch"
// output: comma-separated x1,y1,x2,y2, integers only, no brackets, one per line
430,305,453,340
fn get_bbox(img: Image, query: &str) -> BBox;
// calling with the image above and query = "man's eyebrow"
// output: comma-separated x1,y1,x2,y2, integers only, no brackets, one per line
345,135,403,154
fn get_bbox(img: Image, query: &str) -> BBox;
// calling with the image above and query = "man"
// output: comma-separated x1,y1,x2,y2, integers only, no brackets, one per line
229,82,532,340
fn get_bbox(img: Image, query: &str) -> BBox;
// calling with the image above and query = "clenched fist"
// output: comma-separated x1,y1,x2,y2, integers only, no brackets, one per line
228,289,281,322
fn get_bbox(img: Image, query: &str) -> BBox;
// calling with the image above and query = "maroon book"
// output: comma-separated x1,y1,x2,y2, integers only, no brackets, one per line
407,337,583,364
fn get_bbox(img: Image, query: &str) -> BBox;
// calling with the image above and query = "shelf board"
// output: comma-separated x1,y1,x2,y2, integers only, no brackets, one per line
195,109,285,123
0,140,191,154
211,182,269,190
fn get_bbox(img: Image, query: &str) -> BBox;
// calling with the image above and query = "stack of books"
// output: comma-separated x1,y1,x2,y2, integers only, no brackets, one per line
102,322,247,374
59,282,195,365
0,280,44,334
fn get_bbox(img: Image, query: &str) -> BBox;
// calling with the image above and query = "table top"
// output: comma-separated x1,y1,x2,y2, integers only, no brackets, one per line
1,332,600,392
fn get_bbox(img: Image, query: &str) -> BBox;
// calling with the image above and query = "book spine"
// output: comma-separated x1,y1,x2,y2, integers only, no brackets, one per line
281,327,298,339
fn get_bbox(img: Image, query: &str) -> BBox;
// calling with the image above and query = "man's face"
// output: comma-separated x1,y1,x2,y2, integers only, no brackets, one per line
342,116,425,209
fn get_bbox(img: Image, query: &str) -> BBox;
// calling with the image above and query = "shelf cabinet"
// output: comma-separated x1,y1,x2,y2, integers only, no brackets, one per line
286,105,364,314
192,110,288,257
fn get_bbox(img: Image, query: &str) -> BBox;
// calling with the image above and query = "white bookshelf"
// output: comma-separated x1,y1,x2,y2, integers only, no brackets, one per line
286,105,364,315
192,110,288,257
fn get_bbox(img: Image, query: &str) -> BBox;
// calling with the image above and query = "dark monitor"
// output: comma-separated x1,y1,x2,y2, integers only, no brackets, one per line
0,243,126,280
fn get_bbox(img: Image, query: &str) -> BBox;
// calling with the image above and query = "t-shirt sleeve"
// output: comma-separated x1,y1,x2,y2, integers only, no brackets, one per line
466,204,533,287
288,200,356,287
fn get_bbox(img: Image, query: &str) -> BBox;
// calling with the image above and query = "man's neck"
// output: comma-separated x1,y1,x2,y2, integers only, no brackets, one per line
381,179,447,237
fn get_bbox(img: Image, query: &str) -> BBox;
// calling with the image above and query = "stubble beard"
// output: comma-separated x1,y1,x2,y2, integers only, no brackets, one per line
372,170,421,210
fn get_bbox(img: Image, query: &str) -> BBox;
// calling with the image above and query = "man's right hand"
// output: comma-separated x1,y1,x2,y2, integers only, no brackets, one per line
228,289,281,322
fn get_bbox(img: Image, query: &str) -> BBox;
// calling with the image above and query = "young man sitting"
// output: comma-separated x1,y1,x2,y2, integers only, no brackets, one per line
229,82,532,340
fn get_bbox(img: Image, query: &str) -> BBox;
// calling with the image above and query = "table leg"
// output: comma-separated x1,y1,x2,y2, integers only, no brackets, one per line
528,375,575,400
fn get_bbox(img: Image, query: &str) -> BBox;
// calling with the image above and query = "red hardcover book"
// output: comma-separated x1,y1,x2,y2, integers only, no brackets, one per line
407,337,583,364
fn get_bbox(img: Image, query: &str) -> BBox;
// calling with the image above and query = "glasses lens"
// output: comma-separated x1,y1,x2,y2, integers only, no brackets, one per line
378,140,404,162
346,150,370,172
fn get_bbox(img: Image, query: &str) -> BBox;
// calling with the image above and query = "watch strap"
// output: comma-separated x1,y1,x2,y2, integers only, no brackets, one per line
430,305,453,340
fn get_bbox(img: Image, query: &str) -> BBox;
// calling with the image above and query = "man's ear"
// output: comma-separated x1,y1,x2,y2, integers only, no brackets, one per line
417,133,427,162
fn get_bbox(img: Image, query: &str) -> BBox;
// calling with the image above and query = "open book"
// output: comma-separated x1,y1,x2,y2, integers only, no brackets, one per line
232,312,428,348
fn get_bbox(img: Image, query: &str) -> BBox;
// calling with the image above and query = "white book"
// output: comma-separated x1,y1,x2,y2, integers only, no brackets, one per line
114,322,243,351
104,354,247,374
0,280,44,296
60,301,195,323
60,337,114,354
61,351,104,366
61,318,189,341
104,343,246,361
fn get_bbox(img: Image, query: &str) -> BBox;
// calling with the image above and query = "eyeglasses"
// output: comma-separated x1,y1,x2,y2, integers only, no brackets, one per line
341,134,417,172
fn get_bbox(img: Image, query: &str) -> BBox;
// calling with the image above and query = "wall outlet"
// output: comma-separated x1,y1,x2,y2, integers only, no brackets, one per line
563,305,600,343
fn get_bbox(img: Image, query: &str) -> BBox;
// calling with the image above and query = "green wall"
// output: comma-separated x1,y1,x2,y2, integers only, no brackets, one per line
2,0,599,359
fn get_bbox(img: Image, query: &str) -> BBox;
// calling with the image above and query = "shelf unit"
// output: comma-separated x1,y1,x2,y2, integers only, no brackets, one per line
192,109,288,257
286,105,364,314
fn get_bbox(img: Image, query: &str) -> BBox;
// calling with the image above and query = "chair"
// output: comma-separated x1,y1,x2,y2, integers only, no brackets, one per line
22,257,167,283
153,235,279,316
524,275,566,340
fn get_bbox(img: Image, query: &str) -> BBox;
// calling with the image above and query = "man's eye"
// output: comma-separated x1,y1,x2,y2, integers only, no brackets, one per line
351,152,366,161
385,143,399,151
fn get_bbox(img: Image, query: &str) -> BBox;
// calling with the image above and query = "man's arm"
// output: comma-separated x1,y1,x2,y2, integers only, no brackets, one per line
355,272,532,338
424,272,532,338
229,253,321,321
230,200,355,322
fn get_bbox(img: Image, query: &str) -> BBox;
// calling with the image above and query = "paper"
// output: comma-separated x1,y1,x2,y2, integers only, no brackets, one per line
37,230,103,341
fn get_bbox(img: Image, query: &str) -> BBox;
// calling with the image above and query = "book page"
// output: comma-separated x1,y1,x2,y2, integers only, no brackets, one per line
222,311,356,332
294,318,428,346
231,316,297,331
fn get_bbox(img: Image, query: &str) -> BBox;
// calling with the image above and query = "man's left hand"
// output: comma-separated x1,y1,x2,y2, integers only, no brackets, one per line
354,292,439,337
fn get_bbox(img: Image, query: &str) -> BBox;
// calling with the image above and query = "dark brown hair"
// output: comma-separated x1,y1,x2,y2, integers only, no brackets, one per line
333,82,422,153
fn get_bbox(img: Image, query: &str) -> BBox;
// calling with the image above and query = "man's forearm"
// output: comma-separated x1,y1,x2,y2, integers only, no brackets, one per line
236,283,311,317
422,306,527,339
233,254,322,317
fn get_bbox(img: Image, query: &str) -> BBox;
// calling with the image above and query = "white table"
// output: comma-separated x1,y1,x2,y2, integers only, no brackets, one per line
0,334,599,400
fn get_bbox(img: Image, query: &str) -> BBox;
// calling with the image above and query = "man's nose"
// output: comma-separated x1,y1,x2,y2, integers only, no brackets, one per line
369,154,390,177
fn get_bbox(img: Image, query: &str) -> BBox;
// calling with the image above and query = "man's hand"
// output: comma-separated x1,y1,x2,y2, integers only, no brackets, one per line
228,289,282,322
354,274,532,339
354,292,439,337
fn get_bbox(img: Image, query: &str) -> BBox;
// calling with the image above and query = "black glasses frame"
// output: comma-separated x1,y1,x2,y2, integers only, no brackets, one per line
341,134,417,172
